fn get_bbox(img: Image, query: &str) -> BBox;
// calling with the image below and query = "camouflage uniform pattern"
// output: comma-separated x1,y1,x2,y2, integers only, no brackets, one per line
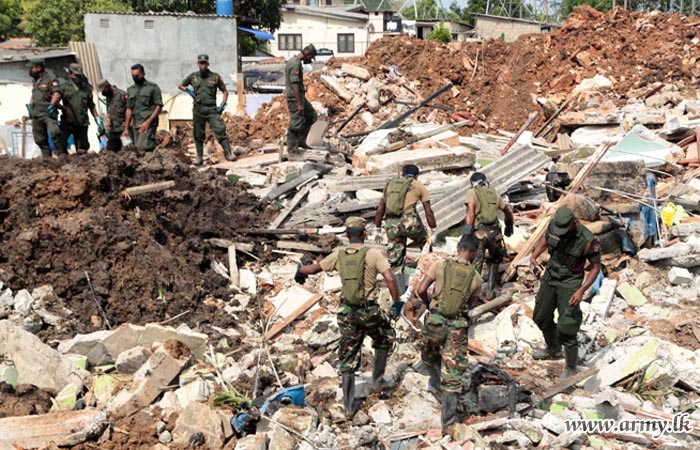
385,213,427,269
337,302,395,374
420,313,469,393
473,225,506,274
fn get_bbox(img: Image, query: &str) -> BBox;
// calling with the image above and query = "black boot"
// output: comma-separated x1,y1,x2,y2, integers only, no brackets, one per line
441,392,459,432
560,345,579,379
194,141,204,165
342,374,360,418
533,326,562,359
426,365,442,401
372,348,389,386
485,263,499,300
221,139,234,161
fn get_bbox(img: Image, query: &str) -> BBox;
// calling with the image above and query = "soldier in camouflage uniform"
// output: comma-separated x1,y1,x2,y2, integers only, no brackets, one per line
53,63,101,153
284,44,318,157
295,216,400,418
179,54,233,164
123,64,163,152
530,206,602,378
415,234,482,431
27,58,64,157
97,79,127,151
375,165,437,277
463,172,515,298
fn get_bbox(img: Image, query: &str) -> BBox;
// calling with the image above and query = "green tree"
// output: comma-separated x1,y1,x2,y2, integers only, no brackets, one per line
428,23,452,43
0,0,22,41
401,0,440,19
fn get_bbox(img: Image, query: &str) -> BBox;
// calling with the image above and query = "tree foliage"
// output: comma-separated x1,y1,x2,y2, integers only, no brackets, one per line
428,23,452,43
401,0,440,19
0,0,22,41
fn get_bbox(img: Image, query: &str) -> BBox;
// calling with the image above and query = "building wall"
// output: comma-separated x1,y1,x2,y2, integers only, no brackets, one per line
85,13,237,94
272,11,368,58
0,55,76,84
474,16,543,42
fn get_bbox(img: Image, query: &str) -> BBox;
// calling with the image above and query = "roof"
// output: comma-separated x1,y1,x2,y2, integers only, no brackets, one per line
0,47,75,64
471,13,559,27
357,0,397,12
281,5,368,22
0,38,33,50
86,11,237,18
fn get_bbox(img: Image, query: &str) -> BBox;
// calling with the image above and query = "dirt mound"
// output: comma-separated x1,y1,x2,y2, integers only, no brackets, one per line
0,150,276,339
248,7,700,137
0,383,54,418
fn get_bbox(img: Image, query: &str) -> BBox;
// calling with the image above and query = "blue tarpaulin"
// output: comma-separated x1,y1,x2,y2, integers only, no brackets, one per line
238,26,275,40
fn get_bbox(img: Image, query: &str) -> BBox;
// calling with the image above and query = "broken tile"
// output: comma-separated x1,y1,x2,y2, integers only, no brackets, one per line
617,282,648,306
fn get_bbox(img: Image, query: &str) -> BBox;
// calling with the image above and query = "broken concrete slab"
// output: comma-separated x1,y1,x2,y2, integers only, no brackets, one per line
0,409,108,449
267,407,318,450
115,345,152,374
175,377,216,410
584,338,660,391
668,267,693,285
0,320,89,391
53,383,80,410
101,322,208,361
172,401,230,450
110,340,192,418
362,146,476,175
30,285,56,306
368,400,392,424
617,282,648,306
311,362,338,379
13,289,34,314
93,374,125,408
269,285,321,320
235,433,268,450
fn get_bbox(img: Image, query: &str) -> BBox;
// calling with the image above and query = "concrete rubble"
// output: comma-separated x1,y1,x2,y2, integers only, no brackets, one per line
2,7,700,450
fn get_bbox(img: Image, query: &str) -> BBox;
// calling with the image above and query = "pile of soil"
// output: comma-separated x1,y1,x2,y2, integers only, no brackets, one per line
0,150,277,339
244,7,700,139
0,383,54,418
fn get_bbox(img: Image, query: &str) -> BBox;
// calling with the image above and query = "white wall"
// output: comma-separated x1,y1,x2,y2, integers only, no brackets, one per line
272,11,368,58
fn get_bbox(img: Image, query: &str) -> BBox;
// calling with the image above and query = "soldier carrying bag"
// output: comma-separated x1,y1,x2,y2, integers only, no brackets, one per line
384,177,413,218
438,259,476,318
338,247,370,306
474,186,499,226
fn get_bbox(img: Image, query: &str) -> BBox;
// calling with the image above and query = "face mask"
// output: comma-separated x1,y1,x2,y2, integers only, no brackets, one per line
72,76,83,86
132,75,145,84
199,68,209,76
29,70,41,79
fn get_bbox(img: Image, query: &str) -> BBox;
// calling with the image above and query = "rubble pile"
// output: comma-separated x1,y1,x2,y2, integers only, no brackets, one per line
0,150,279,339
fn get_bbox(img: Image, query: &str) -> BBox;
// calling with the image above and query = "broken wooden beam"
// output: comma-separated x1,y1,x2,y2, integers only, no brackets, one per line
518,366,600,413
376,82,454,131
468,294,512,320
269,185,312,229
365,121,470,156
228,246,239,288
320,75,354,103
205,238,254,253
535,96,571,138
121,180,176,198
468,339,497,359
501,111,538,155
276,241,324,253
266,170,320,201
264,294,324,340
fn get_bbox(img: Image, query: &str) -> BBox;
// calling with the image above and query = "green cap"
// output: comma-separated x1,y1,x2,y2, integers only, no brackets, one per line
345,216,366,229
197,54,209,62
26,58,45,68
68,63,83,75
303,44,317,58
551,206,575,236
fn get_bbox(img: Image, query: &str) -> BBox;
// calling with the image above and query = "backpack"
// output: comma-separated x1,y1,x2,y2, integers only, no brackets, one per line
384,177,413,218
439,259,476,318
474,186,499,225
338,247,369,305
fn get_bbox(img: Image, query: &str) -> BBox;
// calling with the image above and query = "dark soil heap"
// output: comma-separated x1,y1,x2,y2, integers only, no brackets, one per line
0,150,275,339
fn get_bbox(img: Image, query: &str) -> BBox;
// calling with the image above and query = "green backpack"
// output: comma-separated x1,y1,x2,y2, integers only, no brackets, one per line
384,177,413,218
338,247,369,305
474,186,499,225
439,259,476,318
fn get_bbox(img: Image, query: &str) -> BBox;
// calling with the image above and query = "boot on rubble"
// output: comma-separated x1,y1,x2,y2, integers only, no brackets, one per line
342,373,361,418
441,392,459,432
559,345,579,379
221,139,234,161
194,141,204,165
485,263,499,300
371,348,389,387
533,327,562,360
426,364,442,401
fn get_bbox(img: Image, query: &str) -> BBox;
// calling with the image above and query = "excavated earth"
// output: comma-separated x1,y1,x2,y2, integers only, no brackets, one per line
238,6,700,142
0,150,278,340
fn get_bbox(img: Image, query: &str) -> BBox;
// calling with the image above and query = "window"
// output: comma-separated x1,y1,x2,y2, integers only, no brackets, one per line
279,34,302,51
144,19,155,29
100,19,110,28
337,34,354,53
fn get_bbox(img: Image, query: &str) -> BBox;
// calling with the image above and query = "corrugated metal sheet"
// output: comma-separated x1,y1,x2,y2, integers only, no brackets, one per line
85,11,237,18
68,41,101,93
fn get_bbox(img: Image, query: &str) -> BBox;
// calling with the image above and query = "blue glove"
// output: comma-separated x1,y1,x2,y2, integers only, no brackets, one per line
294,263,308,284
47,104,58,119
26,104,33,116
95,116,105,136
184,87,198,101
390,301,404,320
463,224,474,237
215,101,227,115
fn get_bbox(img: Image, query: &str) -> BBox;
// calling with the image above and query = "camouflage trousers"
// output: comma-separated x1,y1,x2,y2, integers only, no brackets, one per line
473,225,506,275
420,312,469,394
337,302,396,375
385,213,427,269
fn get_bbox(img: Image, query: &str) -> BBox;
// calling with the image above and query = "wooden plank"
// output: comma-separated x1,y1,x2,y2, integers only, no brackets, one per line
468,339,497,359
266,171,320,201
0,410,108,448
518,366,600,413
269,185,312,229
264,293,324,340
121,180,176,198
228,246,239,288
205,238,254,252
276,241,324,253
500,111,538,155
